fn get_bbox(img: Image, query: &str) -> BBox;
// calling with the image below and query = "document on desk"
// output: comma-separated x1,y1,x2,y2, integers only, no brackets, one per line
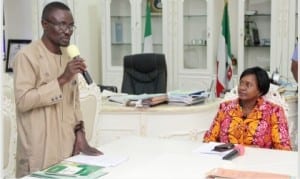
206,168,292,179
108,93,168,107
65,154,129,167
193,142,234,159
26,161,108,178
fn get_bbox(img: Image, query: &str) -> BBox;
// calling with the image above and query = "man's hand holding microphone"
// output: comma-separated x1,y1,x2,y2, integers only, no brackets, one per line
58,44,93,87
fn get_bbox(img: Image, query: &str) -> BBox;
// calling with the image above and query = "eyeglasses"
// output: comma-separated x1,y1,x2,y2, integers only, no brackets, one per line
45,19,76,32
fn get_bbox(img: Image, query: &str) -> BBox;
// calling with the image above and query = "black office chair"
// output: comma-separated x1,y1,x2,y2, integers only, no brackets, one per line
121,53,167,95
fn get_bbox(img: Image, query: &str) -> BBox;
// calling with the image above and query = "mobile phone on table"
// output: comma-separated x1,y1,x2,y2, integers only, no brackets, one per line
213,143,234,152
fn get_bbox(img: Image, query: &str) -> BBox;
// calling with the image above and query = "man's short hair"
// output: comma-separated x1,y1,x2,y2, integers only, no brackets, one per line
42,1,70,20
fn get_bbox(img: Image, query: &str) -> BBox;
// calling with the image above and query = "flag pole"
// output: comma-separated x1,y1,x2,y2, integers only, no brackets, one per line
143,1,153,53
216,0,233,97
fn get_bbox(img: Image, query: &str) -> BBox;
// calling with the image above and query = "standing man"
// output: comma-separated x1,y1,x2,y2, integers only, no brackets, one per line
13,2,102,177
291,43,298,82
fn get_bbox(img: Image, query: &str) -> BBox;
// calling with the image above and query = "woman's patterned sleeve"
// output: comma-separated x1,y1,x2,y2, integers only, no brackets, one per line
203,104,223,143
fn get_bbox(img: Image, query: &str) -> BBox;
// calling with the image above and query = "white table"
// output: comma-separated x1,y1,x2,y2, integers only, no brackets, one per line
99,136,298,179
94,99,220,146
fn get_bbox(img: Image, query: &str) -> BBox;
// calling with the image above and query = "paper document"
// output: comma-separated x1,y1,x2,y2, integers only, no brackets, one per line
102,89,118,97
66,154,129,167
206,168,292,179
108,95,129,105
167,89,209,106
108,93,168,107
193,142,234,159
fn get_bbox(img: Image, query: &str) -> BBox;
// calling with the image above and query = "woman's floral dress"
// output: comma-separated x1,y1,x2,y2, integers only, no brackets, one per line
203,97,291,150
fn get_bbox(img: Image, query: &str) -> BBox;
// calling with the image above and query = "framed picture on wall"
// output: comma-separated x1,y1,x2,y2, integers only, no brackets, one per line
5,39,31,72
149,0,162,13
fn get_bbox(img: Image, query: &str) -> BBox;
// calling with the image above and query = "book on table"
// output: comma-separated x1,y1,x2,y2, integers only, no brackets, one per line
28,161,108,178
139,94,168,107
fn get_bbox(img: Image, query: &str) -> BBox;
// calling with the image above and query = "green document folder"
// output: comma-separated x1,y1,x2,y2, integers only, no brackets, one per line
29,161,108,179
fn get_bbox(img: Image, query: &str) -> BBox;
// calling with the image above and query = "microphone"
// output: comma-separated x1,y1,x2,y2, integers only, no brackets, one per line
66,45,93,85
222,144,245,160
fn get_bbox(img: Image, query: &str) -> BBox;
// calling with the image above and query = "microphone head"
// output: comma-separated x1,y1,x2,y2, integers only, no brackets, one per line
66,44,80,58
235,145,245,155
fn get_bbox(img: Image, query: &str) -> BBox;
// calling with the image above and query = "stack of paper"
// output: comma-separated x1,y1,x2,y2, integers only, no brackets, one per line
107,94,130,105
108,93,168,107
168,90,209,106
28,161,108,178
139,94,168,107
26,154,129,178
65,154,129,167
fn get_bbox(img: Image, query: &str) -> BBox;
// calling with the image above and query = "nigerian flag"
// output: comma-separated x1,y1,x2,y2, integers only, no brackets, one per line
143,1,153,53
216,0,232,97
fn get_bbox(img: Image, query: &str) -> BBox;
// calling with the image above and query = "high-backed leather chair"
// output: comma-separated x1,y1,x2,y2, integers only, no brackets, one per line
121,53,167,95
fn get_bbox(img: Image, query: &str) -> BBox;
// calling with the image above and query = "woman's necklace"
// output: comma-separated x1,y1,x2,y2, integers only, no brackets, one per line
242,108,252,119
240,100,257,119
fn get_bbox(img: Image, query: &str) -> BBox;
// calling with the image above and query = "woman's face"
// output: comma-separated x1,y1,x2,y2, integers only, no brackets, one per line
238,74,261,101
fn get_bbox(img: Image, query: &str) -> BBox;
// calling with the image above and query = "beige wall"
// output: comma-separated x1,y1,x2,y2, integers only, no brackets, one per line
74,1,102,84
3,0,103,84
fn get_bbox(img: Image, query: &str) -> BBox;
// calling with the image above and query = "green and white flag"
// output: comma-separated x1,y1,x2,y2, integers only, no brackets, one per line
216,0,232,97
143,1,153,53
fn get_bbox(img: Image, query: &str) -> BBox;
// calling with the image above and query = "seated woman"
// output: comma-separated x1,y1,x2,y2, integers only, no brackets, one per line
203,66,291,150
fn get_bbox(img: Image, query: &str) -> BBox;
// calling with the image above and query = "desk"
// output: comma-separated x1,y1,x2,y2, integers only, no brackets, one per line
99,136,298,179
94,99,220,146
94,96,298,150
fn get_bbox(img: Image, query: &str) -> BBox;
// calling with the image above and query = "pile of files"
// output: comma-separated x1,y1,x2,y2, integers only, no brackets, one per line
138,94,168,107
108,93,168,107
167,90,209,106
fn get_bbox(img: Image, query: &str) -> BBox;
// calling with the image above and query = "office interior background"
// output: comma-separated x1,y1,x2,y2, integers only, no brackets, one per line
3,0,298,90
1,0,299,178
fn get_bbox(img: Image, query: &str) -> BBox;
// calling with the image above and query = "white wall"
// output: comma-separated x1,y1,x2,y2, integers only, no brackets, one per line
74,0,102,84
4,0,33,41
3,0,33,71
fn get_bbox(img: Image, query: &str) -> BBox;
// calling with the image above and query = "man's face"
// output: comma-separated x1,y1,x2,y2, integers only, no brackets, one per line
42,9,75,47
